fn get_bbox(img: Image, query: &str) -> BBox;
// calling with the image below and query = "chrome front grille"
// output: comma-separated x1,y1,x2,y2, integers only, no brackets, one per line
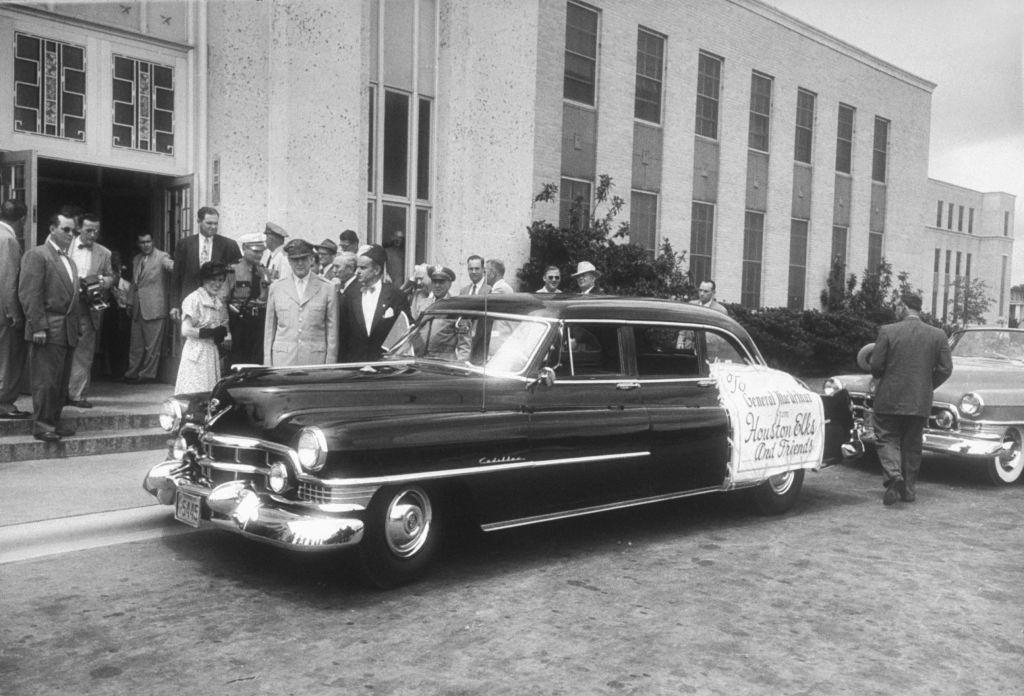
205,443,273,467
297,482,378,507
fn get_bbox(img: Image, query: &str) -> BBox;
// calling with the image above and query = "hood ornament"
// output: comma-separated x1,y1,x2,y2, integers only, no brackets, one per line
206,397,232,425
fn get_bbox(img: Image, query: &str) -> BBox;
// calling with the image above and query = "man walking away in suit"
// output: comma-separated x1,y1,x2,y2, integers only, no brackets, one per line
338,244,410,363
459,255,490,296
19,210,81,442
265,239,337,367
170,206,241,322
124,231,174,383
67,213,114,408
870,291,953,505
0,199,29,419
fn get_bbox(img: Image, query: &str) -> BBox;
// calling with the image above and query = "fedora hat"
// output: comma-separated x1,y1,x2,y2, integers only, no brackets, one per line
571,261,599,278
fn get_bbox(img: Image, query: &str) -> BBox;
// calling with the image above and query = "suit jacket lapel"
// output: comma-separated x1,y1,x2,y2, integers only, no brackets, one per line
46,244,75,296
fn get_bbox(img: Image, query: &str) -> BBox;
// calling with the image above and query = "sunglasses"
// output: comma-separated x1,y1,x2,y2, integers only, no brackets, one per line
546,275,561,280
58,226,76,232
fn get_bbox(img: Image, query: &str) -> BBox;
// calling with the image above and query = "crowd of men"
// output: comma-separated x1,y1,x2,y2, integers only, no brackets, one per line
0,198,734,443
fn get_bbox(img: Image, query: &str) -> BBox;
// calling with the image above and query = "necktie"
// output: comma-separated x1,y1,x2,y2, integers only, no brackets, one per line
471,284,478,295
201,239,210,264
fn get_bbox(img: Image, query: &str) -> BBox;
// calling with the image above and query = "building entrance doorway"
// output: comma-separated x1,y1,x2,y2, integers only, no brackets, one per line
1,153,193,384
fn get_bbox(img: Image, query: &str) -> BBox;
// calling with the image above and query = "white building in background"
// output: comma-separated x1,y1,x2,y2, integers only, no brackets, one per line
0,0,1015,323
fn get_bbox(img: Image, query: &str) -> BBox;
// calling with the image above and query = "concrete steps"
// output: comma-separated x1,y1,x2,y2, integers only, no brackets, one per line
3,380,175,463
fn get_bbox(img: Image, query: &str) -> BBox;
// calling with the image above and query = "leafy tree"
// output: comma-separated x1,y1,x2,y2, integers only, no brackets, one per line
518,176,693,299
945,276,993,328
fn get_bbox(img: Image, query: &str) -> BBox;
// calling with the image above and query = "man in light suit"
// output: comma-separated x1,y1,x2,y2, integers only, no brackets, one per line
123,231,174,383
19,210,81,442
170,206,241,320
0,199,29,419
485,258,515,294
265,239,337,367
458,254,490,296
870,291,953,505
67,212,115,408
337,245,410,363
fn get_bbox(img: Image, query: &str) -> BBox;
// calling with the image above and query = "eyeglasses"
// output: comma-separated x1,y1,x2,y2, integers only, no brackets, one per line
58,226,75,233
546,276,561,281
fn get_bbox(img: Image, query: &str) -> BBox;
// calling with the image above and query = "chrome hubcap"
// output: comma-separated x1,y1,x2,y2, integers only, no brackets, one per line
383,487,432,558
767,471,795,496
995,430,1023,479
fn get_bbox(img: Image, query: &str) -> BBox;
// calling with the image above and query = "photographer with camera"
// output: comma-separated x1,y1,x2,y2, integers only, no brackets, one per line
67,212,114,409
174,262,232,395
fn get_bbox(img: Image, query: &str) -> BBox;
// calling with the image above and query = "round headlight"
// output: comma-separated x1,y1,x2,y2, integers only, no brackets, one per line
296,427,328,472
960,393,984,417
933,408,955,430
159,399,184,432
267,460,289,493
823,377,844,396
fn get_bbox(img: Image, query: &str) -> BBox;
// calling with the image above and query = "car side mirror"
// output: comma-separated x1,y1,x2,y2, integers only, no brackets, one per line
527,366,556,391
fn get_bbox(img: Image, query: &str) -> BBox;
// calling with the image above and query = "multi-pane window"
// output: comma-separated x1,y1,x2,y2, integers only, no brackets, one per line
831,225,848,271
13,33,86,141
559,177,592,230
741,211,764,308
564,1,599,106
872,116,889,183
932,248,941,314
748,72,773,152
788,219,808,309
935,201,943,227
943,250,952,322
968,207,975,233
947,202,954,230
867,231,883,272
1005,211,1011,236
794,89,815,163
630,191,658,251
695,51,722,139
689,202,714,285
112,55,174,154
835,104,855,174
634,28,665,123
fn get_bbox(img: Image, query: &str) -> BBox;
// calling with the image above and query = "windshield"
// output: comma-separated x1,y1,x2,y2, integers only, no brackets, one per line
388,311,552,374
950,329,1024,361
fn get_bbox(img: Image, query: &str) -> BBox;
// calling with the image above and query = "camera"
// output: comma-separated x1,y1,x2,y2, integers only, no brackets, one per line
80,275,109,312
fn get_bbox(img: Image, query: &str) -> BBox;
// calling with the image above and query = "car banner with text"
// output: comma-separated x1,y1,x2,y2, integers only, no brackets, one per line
710,362,826,484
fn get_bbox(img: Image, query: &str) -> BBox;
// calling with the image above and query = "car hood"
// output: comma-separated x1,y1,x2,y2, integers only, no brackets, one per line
209,361,505,435
833,356,1024,405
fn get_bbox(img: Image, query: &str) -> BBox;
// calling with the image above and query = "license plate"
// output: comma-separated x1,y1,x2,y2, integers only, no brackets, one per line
174,491,203,528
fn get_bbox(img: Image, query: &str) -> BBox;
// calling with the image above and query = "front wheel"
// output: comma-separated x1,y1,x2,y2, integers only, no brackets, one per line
751,469,805,515
357,485,441,589
987,428,1023,485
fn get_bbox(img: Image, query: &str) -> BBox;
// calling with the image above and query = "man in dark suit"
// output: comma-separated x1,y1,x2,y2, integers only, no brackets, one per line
124,231,174,382
170,206,241,321
338,245,410,363
18,210,81,442
870,291,953,504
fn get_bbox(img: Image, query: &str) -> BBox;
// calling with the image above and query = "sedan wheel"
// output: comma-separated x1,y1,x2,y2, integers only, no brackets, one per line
987,428,1023,485
357,485,440,588
751,469,804,515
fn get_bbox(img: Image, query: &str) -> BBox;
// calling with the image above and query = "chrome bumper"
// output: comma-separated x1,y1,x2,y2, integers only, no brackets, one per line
143,459,364,551
860,425,1011,460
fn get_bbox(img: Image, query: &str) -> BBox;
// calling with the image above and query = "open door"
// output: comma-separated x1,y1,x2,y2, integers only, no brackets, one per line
159,174,193,382
0,149,37,247
162,174,193,256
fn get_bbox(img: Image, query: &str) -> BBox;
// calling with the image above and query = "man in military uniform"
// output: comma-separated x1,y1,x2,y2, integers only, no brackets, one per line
227,233,270,367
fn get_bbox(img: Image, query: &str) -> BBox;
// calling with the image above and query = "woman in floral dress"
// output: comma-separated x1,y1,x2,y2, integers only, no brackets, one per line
174,262,232,394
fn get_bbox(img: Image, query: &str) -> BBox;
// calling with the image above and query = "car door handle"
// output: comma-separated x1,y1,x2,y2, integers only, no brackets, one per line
697,379,716,388
616,381,641,391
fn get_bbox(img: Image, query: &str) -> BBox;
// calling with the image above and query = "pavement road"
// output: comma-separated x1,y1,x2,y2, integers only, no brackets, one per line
1,451,1022,695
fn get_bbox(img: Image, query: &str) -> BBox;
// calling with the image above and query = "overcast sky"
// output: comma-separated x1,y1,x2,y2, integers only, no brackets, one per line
765,0,1024,277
